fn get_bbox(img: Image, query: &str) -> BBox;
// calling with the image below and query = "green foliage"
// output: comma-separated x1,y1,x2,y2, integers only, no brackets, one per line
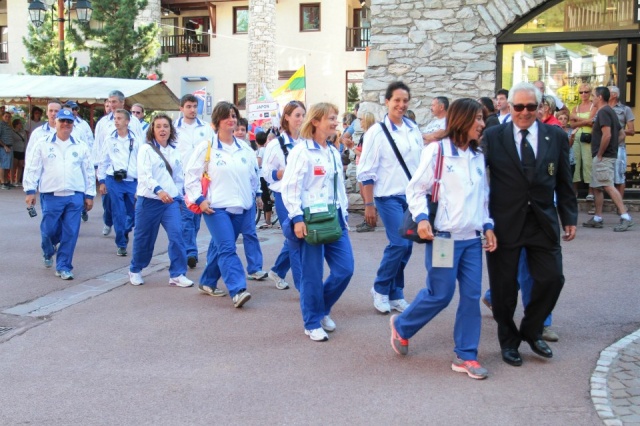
347,84,360,103
22,10,77,76
69,0,167,79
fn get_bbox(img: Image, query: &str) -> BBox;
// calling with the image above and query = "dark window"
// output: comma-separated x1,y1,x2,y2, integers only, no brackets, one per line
234,7,248,34
234,84,247,110
300,3,320,32
0,27,8,63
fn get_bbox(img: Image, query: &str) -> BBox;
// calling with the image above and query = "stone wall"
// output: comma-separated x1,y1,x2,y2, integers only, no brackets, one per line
246,0,277,104
361,0,547,126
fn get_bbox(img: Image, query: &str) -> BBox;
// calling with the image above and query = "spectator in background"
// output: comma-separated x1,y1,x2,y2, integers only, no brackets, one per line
422,96,449,144
478,97,500,129
355,111,377,233
10,118,27,187
27,106,44,135
495,89,512,124
131,103,150,132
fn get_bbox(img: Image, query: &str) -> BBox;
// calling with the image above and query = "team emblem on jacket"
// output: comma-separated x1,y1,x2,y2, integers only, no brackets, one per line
241,157,247,164
548,163,555,176
72,152,78,158
476,167,482,176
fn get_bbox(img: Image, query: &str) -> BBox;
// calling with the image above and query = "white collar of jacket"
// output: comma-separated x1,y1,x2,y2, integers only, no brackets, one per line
385,114,417,131
176,117,206,128
110,128,136,139
303,139,325,150
50,133,78,144
215,135,242,149
440,137,480,158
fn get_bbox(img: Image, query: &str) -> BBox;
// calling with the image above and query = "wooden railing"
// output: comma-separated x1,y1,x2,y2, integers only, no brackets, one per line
161,34,210,57
346,27,370,51
565,0,635,31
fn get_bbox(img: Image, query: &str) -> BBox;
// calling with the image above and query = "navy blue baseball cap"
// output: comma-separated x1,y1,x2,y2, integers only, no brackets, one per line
64,101,78,109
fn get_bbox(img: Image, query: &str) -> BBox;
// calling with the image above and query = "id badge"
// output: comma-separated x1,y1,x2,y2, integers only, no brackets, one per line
304,191,329,214
432,237,454,268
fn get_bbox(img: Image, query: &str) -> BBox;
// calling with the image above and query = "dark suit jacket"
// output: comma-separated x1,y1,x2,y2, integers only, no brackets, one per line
482,120,577,247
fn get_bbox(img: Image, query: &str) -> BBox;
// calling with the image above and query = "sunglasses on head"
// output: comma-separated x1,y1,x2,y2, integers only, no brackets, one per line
511,103,538,112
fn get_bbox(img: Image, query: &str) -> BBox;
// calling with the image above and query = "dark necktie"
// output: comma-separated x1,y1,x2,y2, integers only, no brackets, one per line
520,129,535,181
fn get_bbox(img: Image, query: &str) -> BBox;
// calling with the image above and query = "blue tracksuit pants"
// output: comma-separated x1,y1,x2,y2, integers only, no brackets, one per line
373,195,412,300
130,197,187,278
200,208,254,297
395,238,483,361
40,192,84,272
270,191,302,290
105,176,136,249
298,212,354,330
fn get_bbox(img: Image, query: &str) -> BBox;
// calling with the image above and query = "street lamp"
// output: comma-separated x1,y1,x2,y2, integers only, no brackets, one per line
28,0,47,28
27,0,93,75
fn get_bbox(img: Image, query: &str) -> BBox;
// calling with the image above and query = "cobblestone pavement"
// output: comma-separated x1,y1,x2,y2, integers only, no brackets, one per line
592,329,640,425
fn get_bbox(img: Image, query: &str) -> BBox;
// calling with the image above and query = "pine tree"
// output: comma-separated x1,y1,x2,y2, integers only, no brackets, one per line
347,83,360,112
69,0,167,79
23,10,78,76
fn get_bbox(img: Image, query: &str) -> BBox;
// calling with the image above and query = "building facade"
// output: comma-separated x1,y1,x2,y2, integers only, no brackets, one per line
363,0,639,184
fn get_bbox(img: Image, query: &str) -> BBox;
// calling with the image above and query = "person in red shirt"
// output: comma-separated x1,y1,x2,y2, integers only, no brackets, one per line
538,96,562,127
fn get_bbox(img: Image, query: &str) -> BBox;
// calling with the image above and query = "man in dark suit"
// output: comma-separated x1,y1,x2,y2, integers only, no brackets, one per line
482,82,578,366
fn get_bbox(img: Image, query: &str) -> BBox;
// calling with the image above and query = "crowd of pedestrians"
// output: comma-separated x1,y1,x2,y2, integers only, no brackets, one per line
11,78,635,381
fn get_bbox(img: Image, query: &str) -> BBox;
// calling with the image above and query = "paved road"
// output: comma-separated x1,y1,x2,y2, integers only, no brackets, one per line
0,188,638,425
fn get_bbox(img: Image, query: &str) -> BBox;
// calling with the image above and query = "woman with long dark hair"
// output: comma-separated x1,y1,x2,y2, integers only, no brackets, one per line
128,113,193,288
389,98,497,380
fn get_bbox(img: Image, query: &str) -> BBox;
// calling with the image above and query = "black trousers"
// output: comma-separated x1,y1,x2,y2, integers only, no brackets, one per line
487,211,565,349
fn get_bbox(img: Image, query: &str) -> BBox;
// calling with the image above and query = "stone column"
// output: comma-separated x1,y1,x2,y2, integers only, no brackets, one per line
137,0,161,27
247,0,277,104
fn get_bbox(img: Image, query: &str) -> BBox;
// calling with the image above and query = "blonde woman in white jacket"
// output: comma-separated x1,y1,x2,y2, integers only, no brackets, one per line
280,103,354,342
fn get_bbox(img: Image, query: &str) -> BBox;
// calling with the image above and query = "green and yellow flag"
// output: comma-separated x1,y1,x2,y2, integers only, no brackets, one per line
271,65,306,105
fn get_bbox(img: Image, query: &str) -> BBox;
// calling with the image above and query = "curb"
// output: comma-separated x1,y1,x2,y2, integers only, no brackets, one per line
590,328,640,425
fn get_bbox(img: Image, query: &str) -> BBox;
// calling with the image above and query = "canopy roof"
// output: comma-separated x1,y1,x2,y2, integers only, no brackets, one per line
0,74,180,110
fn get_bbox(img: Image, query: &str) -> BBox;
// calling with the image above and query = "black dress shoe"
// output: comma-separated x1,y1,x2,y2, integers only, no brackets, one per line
527,339,553,358
501,348,523,366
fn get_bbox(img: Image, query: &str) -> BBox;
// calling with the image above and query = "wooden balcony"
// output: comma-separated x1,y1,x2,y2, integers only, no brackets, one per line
346,27,370,51
161,34,210,58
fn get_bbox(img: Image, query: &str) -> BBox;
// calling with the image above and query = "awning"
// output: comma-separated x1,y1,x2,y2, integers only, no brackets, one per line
0,74,180,110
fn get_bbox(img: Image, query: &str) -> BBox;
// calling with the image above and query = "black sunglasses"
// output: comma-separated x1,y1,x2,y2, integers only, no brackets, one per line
579,91,591,94
511,103,538,112
59,119,74,124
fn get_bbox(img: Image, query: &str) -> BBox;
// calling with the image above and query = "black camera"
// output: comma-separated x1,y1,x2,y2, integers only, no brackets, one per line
113,169,128,182
27,206,37,218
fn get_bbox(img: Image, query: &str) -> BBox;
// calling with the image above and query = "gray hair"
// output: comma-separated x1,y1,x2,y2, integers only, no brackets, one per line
508,82,542,105
542,95,556,112
108,90,125,102
608,86,620,97
132,103,145,112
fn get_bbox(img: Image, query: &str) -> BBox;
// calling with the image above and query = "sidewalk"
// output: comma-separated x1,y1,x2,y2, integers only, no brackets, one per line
0,199,638,424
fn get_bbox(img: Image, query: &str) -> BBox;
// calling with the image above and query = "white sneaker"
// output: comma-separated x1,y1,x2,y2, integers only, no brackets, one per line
390,299,410,313
305,328,329,342
371,287,390,314
102,225,112,236
129,271,144,286
320,315,336,332
247,270,268,280
268,270,290,290
169,275,194,288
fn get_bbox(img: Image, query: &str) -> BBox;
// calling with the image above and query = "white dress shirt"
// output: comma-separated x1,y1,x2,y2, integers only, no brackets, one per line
357,114,423,197
513,120,539,159
23,133,96,198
